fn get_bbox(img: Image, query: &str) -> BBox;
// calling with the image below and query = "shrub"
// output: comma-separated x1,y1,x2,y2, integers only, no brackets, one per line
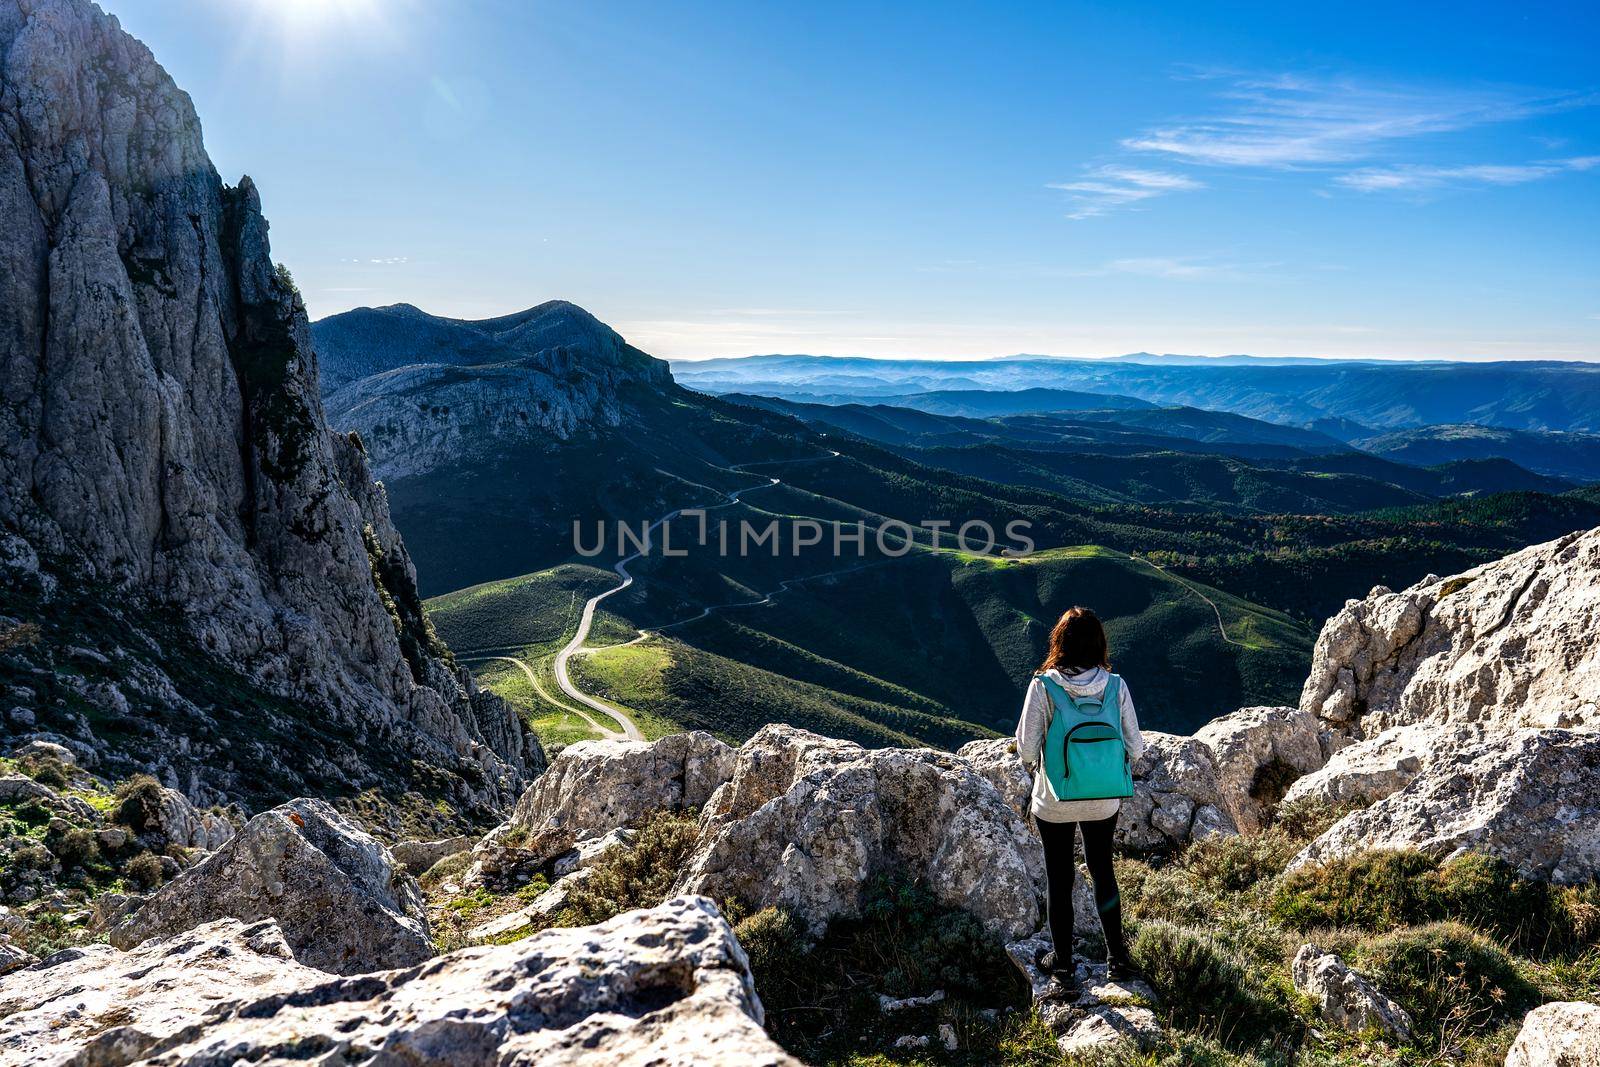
1130,920,1302,1052
734,906,810,982
112,774,166,835
1355,922,1540,1046
1183,833,1298,895
1365,922,1541,1043
47,825,100,869
123,850,166,891
1271,850,1598,957
17,755,70,790
560,810,699,926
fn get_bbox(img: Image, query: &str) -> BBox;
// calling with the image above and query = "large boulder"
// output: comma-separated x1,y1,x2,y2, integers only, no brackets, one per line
1505,1001,1600,1067
1291,943,1412,1041
1193,705,1334,831
679,725,1045,941
1116,733,1237,852
110,798,432,973
1281,723,1486,810
1291,729,1600,883
1300,528,1600,733
0,919,321,1065
114,779,236,851
0,899,795,1066
481,731,736,866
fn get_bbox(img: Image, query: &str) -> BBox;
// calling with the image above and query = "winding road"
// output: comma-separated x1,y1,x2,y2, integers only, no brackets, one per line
1131,554,1244,647
548,448,841,741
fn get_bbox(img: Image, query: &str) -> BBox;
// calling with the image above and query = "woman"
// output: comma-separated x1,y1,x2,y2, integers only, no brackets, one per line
1016,606,1145,991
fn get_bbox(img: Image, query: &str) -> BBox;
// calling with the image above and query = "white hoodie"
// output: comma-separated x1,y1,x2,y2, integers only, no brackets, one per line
1015,666,1146,824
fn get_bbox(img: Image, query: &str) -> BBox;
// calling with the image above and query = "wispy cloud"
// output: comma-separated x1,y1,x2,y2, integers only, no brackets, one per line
1123,73,1595,169
1048,166,1203,219
1337,155,1600,192
1074,255,1275,281
339,256,410,265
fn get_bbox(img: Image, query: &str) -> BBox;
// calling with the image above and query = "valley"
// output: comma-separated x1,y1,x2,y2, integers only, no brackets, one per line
305,302,1600,753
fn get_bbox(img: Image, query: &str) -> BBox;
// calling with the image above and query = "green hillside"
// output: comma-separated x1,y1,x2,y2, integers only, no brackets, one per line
427,541,1309,749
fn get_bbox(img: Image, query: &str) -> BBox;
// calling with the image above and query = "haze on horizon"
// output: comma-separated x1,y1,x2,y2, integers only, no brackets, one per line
106,0,1600,363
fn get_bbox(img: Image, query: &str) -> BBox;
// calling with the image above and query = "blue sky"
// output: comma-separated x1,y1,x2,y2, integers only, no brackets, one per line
106,0,1599,360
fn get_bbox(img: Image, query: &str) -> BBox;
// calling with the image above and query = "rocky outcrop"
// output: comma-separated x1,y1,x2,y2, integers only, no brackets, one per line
317,300,673,480
1193,705,1335,832
1291,943,1412,1041
110,798,432,973
1300,528,1600,733
678,725,1044,941
1006,933,1164,1055
481,731,735,866
1281,723,1485,810
2,898,796,1066
1505,1001,1600,1067
114,779,235,851
0,918,321,1065
1291,728,1600,883
0,0,537,815
390,833,475,876
1117,733,1237,851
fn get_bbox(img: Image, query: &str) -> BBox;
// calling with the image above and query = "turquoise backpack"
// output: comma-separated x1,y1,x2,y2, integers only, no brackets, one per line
1038,672,1134,801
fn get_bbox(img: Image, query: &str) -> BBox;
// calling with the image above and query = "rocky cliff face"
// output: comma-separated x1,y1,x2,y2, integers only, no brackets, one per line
315,300,673,480
0,0,538,824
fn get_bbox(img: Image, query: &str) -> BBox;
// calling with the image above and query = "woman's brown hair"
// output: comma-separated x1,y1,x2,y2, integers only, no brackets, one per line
1040,606,1110,674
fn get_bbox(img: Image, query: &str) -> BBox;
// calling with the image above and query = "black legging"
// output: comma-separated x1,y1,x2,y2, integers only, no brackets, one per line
1036,813,1128,964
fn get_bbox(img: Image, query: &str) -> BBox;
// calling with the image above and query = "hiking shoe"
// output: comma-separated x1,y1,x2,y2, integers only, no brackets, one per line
1037,949,1077,986
1106,958,1143,983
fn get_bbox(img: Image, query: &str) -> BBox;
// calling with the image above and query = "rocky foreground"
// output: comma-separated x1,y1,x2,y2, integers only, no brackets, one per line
1,527,1595,1064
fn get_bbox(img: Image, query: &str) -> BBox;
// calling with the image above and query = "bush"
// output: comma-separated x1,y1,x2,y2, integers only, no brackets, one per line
1131,920,1302,1052
1271,850,1598,957
733,906,810,982
46,825,100,869
1355,922,1540,1046
560,810,699,926
1182,833,1298,896
123,850,166,891
112,774,166,836
17,755,70,790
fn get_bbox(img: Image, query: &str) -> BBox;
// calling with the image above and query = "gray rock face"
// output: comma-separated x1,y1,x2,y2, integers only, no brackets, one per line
678,725,1046,941
482,731,736,864
119,781,235,851
1193,705,1335,832
317,300,673,480
1505,1001,1600,1067
1117,733,1238,852
1281,723,1486,810
0,918,320,1066
110,798,433,974
3,899,795,1067
0,0,537,812
1300,528,1600,733
1290,943,1412,1041
1291,728,1600,883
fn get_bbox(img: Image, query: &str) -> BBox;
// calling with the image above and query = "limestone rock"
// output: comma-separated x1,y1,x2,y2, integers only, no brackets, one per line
116,781,235,851
483,731,735,865
110,798,432,973
1193,705,1333,831
1281,723,1486,810
679,725,1044,941
0,919,320,1066
1300,528,1600,733
955,737,1032,819
0,937,34,977
1117,733,1237,852
1292,728,1600,883
1505,1001,1600,1067
390,834,475,876
77,897,794,1066
1006,933,1163,1055
0,0,537,811
1291,943,1412,1041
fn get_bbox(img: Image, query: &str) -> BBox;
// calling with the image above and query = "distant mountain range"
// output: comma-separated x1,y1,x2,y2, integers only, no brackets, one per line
312,300,1600,743
673,354,1600,435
